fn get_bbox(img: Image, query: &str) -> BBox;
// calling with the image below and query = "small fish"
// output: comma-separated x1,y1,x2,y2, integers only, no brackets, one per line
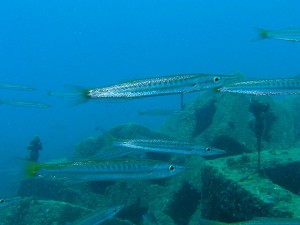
198,217,300,225
217,77,300,95
47,90,83,99
23,159,185,182
138,109,183,117
0,99,51,108
256,28,300,42
0,197,22,208
54,74,236,103
111,139,226,157
71,205,124,225
0,83,36,91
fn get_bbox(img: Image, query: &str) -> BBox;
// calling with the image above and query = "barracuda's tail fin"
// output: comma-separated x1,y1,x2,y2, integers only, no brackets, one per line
253,27,270,41
18,159,44,179
88,131,133,160
48,85,90,106
100,130,120,149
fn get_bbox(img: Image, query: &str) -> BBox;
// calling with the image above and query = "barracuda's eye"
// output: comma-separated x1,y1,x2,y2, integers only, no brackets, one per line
213,77,221,83
205,147,211,152
0,199,4,203
113,208,117,213
169,165,175,171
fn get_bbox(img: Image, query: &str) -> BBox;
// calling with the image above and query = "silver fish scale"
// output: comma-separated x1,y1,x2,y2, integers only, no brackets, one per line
87,74,232,99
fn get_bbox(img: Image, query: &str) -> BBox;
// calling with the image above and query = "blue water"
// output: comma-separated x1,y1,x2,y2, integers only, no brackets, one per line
0,0,299,196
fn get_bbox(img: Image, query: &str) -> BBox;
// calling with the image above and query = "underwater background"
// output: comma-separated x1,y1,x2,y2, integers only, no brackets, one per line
0,1,300,224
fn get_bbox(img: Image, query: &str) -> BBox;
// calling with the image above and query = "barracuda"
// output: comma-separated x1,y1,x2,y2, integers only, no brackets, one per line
0,82,36,91
24,159,185,182
257,27,300,42
112,139,226,157
71,205,124,225
217,77,300,95
85,74,237,99
0,197,22,208
198,217,300,225
138,109,183,117
81,73,236,100
0,99,51,108
48,73,238,105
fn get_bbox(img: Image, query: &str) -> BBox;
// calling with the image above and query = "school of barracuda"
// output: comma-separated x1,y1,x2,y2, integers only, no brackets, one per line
1,27,300,225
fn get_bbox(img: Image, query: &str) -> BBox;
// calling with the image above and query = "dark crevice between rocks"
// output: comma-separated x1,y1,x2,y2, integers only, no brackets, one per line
193,100,217,138
167,182,201,225
211,135,250,156
265,162,300,195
